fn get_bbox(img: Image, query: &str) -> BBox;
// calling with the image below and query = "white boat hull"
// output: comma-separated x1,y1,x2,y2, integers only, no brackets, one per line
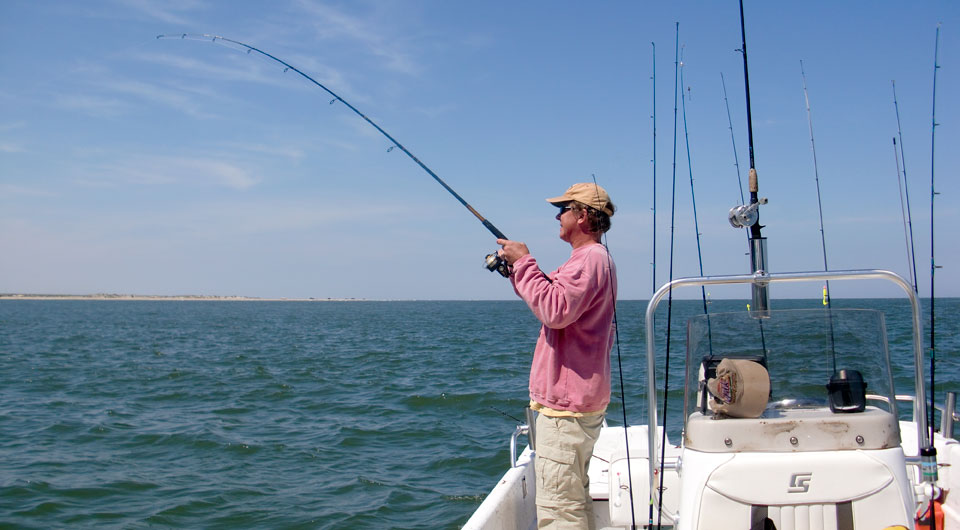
467,421,959,530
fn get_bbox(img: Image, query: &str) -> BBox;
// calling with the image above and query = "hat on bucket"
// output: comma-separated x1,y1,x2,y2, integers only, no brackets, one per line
546,183,615,216
706,358,770,418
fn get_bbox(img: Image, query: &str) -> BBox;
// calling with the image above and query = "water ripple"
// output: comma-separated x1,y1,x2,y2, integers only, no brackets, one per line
0,299,955,528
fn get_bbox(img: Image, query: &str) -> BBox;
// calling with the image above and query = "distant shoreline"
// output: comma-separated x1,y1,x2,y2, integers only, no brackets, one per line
0,294,364,302
2,294,952,302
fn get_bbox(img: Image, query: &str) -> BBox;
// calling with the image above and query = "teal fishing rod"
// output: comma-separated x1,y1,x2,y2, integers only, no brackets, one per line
651,42,658,296
157,33,511,277
680,48,711,321
920,23,942,496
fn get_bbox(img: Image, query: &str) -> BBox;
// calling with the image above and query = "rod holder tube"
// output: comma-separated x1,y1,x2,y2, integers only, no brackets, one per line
749,237,770,315
525,407,537,451
944,392,956,439
510,424,528,468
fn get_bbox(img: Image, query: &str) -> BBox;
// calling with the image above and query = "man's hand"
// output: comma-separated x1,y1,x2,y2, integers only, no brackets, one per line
496,238,530,266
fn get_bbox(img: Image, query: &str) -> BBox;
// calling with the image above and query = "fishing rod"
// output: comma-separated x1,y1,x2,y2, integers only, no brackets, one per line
892,137,915,292
920,23,942,491
800,61,838,369
728,0,770,363
720,72,746,206
654,21,681,530
721,69,756,292
156,33,512,277
652,42,658,296
727,0,769,316
680,48,711,319
892,81,919,293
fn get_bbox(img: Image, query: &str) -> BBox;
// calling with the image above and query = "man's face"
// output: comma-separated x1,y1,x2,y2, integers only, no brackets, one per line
556,204,579,243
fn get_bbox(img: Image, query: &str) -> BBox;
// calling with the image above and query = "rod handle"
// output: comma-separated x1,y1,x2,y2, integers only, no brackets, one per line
482,220,507,241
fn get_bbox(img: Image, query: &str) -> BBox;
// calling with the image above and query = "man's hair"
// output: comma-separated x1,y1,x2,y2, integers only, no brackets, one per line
570,201,613,233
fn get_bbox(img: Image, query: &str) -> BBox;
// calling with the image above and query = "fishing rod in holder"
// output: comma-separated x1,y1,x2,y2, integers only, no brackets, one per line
157,33,512,278
729,0,770,316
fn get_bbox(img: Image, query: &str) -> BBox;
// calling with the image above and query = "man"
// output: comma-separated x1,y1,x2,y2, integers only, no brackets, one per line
496,182,617,530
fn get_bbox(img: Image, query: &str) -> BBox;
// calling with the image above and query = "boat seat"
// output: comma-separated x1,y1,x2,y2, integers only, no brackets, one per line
685,449,913,529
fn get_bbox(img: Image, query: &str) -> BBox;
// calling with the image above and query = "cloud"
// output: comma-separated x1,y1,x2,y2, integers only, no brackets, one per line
113,0,205,25
217,141,305,161
295,0,420,75
0,143,25,153
100,77,218,118
0,121,26,133
135,45,360,109
412,103,457,119
55,93,130,117
76,154,259,190
54,60,218,119
134,49,284,86
187,158,258,189
0,184,55,197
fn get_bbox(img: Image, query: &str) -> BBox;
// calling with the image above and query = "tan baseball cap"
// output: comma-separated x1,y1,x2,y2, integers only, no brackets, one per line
706,358,770,418
546,183,615,216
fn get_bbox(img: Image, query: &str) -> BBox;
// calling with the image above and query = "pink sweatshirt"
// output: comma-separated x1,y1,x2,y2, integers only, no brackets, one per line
510,243,617,413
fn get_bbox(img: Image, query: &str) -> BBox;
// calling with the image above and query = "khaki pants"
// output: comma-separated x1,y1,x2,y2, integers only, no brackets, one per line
534,413,604,530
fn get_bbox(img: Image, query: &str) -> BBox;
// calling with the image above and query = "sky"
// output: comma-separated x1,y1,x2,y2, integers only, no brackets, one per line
1,1,957,301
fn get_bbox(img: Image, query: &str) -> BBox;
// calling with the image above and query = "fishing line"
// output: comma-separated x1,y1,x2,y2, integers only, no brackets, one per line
156,33,511,276
892,81,920,294
589,174,636,530
488,406,523,424
800,61,838,370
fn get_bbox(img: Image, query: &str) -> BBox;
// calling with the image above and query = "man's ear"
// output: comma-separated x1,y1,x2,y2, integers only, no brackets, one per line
576,209,588,223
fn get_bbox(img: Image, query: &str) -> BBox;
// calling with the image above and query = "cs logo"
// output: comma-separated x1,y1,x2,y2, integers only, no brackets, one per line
788,472,812,493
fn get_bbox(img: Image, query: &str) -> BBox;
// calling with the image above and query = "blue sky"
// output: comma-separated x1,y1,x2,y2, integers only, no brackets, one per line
1,1,956,300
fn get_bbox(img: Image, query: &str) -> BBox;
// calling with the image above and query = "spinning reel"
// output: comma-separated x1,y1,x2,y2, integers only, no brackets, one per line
484,252,511,278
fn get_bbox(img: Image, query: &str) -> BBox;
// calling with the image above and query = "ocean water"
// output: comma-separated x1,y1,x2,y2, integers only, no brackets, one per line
1,298,957,529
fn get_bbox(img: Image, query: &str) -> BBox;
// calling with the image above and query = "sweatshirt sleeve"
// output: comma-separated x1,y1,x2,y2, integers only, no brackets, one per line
510,251,599,329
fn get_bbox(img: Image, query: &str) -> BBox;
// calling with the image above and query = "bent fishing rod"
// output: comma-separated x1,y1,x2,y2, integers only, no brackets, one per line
157,33,511,277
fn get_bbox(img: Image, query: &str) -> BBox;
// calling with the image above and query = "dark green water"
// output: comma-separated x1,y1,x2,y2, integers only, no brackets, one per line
1,298,957,528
